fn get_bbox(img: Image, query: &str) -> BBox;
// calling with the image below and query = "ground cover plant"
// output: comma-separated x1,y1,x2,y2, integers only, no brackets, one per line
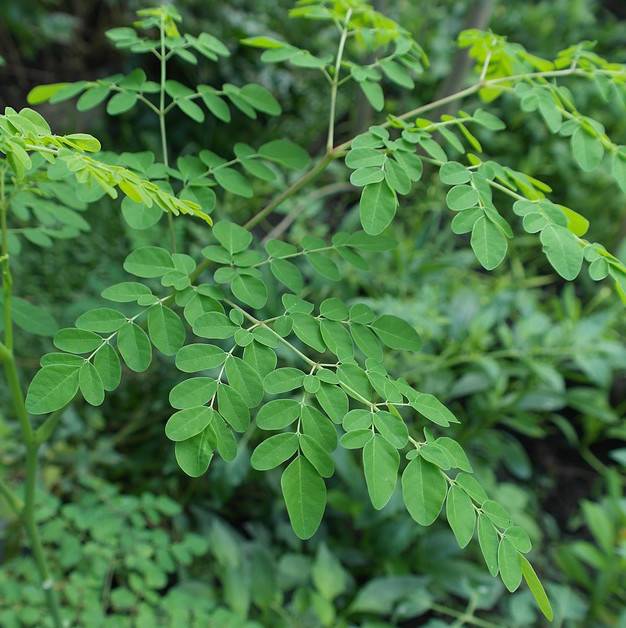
1,1,625,626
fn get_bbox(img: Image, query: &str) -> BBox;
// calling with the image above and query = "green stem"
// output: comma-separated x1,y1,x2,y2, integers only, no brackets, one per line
244,150,338,230
159,15,176,253
0,169,64,628
244,65,619,233
225,300,316,367
431,603,501,628
327,9,352,153
1,171,13,353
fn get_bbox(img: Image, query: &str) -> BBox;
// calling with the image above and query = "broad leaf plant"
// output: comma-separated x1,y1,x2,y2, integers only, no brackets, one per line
3,2,626,624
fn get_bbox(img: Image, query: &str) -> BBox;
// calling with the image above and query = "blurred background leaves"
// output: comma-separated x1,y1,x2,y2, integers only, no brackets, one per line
0,1,625,626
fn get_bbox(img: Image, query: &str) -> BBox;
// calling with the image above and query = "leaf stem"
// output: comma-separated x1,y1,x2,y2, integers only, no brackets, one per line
431,603,501,628
0,168,63,628
225,300,315,367
244,150,338,230
245,66,613,233
327,8,352,153
159,15,176,253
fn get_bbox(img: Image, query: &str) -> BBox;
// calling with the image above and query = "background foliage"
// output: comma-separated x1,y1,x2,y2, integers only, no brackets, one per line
1,1,625,626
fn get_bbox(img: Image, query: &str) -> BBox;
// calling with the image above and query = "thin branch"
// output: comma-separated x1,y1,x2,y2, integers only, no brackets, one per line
159,15,176,253
243,65,620,235
327,8,352,152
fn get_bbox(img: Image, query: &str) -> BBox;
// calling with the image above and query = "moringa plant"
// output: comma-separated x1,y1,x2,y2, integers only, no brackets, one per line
3,1,626,624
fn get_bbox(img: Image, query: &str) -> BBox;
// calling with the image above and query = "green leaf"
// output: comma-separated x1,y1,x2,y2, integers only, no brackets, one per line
520,556,554,621
165,406,216,441
380,59,414,89
102,282,152,303
540,224,584,280
147,306,185,355
506,525,532,554
169,377,217,409
359,181,397,236
214,167,253,197
343,409,373,431
436,437,472,472
611,151,626,193
446,485,476,548
177,98,205,122
350,166,384,187
402,457,447,526
340,429,373,449
225,356,264,407
27,82,71,104
320,320,353,360
359,80,384,111
315,383,348,424
264,368,305,394
240,83,281,116
373,411,408,449
231,274,268,309
301,405,337,451
241,36,287,49
270,259,304,293
473,109,506,130
76,308,126,333
93,343,121,391
446,185,479,211
299,434,334,478
251,432,299,470
478,515,499,576
384,159,411,195
41,353,84,367
243,341,277,375
312,544,347,601
193,312,238,339
211,414,237,461
78,361,104,406
439,161,471,185
571,126,604,172
409,392,457,427
483,500,512,528
124,247,174,278
213,220,252,254
25,365,80,415
498,538,523,592
307,251,340,282
76,86,110,111
117,323,152,372
175,343,227,372
370,315,421,352
471,216,507,270
106,92,138,115
290,313,326,352
54,328,102,354
256,398,300,430
175,430,214,477
420,442,452,469
281,456,326,539
456,472,488,504
8,297,58,337
581,499,614,553
363,435,399,510
320,298,349,321
197,86,231,122
259,139,310,170
217,384,250,432
350,323,383,360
